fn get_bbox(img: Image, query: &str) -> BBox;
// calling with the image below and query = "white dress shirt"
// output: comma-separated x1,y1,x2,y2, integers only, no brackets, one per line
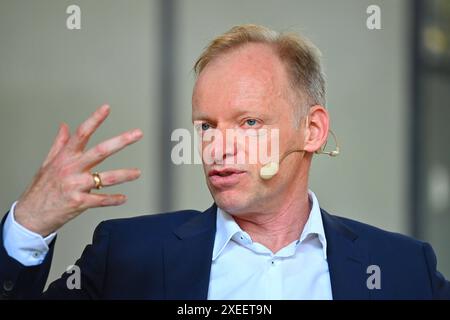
208,190,332,300
3,190,332,299
3,201,56,266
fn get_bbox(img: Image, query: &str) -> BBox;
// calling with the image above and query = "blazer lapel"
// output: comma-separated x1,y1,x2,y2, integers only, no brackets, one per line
321,209,371,300
163,204,217,299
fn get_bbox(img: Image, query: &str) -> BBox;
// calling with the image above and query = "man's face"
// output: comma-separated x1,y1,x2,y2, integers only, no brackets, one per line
192,43,307,216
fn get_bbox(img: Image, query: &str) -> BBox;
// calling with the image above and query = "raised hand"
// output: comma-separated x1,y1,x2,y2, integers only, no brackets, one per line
14,105,143,236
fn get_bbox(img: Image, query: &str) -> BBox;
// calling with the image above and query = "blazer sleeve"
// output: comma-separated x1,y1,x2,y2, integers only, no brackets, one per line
423,242,450,299
1,213,111,300
0,211,56,299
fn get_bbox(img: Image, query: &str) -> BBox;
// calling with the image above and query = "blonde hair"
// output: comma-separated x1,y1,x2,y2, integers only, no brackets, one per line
194,24,326,120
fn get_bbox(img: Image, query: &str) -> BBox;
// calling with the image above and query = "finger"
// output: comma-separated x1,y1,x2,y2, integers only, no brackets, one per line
42,122,71,167
78,168,141,191
67,104,110,152
82,193,128,209
79,128,143,170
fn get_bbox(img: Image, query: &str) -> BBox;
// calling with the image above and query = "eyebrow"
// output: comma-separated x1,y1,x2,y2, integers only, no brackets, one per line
192,111,211,122
192,107,266,123
192,109,206,118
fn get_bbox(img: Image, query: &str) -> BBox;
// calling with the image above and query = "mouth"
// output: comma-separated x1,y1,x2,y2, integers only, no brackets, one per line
208,168,246,188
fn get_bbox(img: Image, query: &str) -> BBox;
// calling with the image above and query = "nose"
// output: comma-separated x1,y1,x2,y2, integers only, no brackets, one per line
203,126,237,165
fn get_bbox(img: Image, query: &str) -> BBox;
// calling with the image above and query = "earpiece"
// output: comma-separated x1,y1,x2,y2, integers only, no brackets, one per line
259,162,279,180
259,129,340,180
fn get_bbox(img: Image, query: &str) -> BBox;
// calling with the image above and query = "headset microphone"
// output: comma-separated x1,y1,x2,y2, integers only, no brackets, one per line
259,129,340,180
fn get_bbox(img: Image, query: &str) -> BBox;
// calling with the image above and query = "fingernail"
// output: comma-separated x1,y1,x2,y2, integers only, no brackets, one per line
134,129,143,138
58,122,67,133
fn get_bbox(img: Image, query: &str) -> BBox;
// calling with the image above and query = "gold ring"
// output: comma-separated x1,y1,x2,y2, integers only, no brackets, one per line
92,172,103,190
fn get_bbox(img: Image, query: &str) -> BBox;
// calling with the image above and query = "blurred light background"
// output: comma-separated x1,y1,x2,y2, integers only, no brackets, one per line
0,0,449,285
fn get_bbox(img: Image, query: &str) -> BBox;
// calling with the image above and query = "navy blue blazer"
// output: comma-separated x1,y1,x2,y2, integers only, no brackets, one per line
1,204,449,299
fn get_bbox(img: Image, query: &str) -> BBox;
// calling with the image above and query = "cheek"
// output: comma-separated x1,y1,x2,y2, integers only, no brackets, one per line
239,167,265,191
236,130,281,165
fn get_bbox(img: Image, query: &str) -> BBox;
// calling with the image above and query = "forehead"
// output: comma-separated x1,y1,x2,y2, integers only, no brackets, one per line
192,43,290,114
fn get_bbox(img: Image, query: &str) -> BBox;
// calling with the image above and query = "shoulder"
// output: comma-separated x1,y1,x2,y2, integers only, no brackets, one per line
326,211,428,258
331,213,425,248
94,209,204,239
324,210,432,277
323,210,450,298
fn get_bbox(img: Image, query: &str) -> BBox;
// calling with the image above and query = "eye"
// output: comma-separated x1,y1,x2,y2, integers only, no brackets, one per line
201,123,211,131
245,119,257,127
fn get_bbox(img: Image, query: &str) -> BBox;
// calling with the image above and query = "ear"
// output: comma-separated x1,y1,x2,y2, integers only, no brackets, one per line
302,105,330,153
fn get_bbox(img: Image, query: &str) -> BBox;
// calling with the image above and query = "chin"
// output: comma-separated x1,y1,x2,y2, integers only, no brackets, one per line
211,190,247,213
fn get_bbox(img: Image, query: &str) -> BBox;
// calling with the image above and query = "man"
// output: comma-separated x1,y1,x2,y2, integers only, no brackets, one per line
1,24,449,300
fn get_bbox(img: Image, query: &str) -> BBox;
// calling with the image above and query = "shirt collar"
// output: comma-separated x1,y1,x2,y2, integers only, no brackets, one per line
213,189,328,261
